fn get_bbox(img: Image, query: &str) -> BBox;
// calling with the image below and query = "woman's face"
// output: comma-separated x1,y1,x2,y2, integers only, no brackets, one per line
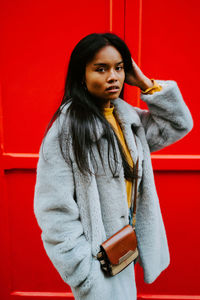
85,45,125,107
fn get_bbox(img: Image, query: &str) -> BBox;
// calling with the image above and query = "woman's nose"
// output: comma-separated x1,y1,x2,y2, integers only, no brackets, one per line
107,69,118,82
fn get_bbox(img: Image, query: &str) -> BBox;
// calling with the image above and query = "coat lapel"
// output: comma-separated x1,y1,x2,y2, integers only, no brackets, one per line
111,98,142,165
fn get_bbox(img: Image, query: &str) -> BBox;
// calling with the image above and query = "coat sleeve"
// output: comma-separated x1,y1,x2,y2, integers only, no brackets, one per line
34,117,97,293
134,80,193,152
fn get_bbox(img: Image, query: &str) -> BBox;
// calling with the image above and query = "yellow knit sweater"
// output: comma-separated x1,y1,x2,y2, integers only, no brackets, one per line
103,105,134,207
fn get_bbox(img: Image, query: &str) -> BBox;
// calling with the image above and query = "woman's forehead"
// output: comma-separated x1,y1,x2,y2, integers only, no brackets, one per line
91,45,123,64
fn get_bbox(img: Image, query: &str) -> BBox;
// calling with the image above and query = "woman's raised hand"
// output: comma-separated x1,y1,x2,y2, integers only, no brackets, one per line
125,58,154,91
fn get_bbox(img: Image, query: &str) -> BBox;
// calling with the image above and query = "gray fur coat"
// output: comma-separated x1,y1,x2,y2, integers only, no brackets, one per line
34,80,193,300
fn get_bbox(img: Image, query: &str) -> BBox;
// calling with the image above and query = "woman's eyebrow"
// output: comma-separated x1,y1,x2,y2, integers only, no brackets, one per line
93,61,124,66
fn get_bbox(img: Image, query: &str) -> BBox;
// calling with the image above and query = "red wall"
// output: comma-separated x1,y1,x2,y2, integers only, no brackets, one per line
0,1,199,299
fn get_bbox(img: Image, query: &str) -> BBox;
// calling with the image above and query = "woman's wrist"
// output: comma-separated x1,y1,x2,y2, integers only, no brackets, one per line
139,77,154,91
141,79,163,94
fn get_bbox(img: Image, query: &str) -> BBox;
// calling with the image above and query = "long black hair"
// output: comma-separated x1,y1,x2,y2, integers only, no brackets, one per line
44,33,137,180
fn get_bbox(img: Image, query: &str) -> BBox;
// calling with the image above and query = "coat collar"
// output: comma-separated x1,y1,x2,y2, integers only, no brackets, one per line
111,98,142,164
93,98,141,142
111,98,141,128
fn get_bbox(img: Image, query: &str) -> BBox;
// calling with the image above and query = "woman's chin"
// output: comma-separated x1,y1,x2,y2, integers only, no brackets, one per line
108,95,120,101
105,92,121,100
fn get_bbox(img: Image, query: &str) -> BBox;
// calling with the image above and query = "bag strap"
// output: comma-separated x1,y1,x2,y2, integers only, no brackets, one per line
130,159,139,227
133,159,139,215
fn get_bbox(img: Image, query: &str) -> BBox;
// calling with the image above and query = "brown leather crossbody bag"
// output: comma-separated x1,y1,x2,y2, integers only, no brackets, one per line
97,160,139,276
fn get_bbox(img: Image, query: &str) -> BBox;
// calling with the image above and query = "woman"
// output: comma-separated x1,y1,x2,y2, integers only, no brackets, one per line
34,33,193,300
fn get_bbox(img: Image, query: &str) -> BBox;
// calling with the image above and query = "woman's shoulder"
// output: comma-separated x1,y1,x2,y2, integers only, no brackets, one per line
41,102,72,154
60,100,72,115
49,101,72,135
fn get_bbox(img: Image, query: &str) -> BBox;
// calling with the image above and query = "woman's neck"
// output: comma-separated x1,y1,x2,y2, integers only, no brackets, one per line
103,100,111,108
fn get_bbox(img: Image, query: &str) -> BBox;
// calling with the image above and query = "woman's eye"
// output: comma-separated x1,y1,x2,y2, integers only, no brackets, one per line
116,66,123,71
96,67,105,72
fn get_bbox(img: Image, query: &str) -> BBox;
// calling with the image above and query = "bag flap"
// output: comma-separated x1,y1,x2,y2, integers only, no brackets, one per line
101,225,137,265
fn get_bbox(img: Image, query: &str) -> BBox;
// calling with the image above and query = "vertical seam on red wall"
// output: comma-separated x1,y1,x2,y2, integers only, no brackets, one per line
124,0,142,107
109,0,113,32
136,0,143,107
0,85,5,156
124,0,126,40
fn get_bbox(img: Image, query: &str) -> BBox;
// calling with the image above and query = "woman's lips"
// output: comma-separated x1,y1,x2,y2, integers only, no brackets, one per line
106,86,120,92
